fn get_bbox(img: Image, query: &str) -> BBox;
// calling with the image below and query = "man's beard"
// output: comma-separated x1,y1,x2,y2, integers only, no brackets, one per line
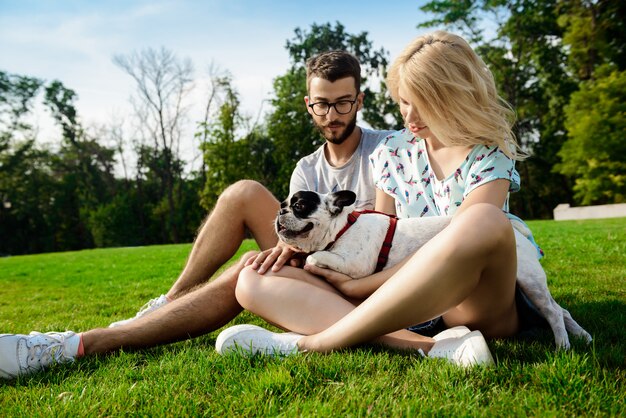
314,113,357,145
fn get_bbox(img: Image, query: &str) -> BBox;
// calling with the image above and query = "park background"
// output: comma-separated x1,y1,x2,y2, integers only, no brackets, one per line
1,0,624,255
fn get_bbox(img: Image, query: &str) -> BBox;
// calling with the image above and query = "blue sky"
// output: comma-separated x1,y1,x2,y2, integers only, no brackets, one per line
0,0,431,158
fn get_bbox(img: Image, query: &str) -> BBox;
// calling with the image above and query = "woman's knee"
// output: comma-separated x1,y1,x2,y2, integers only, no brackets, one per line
235,265,264,309
454,203,513,248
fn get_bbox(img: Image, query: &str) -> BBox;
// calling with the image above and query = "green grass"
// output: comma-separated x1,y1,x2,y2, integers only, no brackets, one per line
1,218,624,416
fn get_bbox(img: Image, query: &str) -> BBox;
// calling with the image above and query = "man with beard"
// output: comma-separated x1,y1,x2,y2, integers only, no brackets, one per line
0,51,393,378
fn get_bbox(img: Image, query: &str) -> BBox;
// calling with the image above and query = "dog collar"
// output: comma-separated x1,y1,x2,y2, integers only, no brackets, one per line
326,210,398,273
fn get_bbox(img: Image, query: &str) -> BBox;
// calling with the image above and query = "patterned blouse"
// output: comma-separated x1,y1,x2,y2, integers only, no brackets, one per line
370,129,520,219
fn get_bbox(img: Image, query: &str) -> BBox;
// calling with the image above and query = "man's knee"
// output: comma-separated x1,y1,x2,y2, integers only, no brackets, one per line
218,180,273,210
211,251,259,291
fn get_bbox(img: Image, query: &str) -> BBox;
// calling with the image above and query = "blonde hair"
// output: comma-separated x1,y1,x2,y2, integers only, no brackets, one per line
387,31,524,160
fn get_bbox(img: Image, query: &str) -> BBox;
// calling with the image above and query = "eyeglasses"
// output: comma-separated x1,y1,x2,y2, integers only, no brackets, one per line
308,97,358,116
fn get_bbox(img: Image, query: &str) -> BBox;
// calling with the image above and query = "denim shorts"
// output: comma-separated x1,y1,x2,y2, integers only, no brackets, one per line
406,316,445,337
407,285,548,337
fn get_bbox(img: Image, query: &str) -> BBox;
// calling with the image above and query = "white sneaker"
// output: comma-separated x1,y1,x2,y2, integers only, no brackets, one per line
0,331,80,379
216,324,303,356
428,330,495,367
109,295,169,328
433,325,471,341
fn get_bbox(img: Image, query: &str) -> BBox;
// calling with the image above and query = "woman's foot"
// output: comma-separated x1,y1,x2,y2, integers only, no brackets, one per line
428,330,494,367
216,324,303,356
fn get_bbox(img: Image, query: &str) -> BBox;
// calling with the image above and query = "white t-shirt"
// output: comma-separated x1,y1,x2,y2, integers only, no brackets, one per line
289,128,395,210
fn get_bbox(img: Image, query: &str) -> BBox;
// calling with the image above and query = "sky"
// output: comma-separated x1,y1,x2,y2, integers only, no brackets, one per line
0,0,432,165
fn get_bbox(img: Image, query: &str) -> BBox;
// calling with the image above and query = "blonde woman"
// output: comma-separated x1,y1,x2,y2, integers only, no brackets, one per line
218,31,537,366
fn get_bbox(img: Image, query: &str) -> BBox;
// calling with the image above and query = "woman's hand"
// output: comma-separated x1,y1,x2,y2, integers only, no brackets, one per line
303,263,362,298
245,241,303,274
305,253,412,299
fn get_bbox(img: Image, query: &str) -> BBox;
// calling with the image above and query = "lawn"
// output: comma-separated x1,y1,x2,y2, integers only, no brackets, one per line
0,218,624,416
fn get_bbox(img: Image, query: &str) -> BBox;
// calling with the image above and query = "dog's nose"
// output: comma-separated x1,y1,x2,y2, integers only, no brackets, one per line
279,208,288,215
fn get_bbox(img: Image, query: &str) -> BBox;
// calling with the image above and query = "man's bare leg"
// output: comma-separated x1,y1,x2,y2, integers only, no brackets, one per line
166,180,280,299
84,252,259,354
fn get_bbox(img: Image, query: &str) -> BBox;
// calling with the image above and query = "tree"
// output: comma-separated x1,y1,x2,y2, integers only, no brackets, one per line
554,0,626,205
557,66,626,204
199,76,276,210
0,72,121,253
114,47,194,242
44,81,119,250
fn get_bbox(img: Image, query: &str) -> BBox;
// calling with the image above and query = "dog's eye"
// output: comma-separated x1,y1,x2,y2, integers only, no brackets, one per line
293,202,304,212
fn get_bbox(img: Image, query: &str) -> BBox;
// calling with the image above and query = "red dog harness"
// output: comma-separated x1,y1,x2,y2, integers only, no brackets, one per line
326,210,398,273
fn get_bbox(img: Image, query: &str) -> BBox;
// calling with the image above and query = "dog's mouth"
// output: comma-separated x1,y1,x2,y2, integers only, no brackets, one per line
276,219,314,238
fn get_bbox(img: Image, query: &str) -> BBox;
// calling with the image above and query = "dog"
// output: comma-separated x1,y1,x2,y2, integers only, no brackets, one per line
275,190,592,350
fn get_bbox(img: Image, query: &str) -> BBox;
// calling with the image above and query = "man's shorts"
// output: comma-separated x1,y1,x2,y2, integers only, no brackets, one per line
406,285,548,337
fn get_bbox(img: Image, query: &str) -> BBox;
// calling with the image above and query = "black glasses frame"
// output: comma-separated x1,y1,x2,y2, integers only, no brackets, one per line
308,97,358,116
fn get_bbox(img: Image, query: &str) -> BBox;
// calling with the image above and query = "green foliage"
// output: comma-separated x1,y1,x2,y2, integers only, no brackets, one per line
557,66,626,204
0,71,43,147
558,0,626,80
0,218,624,415
199,76,277,209
0,70,205,254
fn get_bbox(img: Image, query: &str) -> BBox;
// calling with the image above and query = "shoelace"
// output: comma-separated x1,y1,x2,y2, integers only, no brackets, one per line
25,332,69,370
136,296,166,317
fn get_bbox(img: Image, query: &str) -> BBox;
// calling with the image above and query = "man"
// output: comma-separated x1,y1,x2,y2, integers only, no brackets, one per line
0,51,394,379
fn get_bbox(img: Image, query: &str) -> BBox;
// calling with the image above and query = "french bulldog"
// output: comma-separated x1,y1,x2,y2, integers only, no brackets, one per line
275,190,592,350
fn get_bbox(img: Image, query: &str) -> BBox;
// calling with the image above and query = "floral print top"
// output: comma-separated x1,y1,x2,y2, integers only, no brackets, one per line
370,129,520,219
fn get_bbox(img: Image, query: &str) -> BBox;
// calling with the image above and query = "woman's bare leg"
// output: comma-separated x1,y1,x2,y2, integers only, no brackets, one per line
237,264,435,352
298,203,519,352
236,204,518,353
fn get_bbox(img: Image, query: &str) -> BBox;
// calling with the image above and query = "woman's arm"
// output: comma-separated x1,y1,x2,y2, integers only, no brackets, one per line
455,178,510,216
374,188,397,215
304,255,410,300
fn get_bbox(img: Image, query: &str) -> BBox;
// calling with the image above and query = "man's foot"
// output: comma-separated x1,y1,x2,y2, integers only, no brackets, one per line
0,331,80,379
428,330,495,367
432,325,471,341
216,324,303,356
109,295,169,328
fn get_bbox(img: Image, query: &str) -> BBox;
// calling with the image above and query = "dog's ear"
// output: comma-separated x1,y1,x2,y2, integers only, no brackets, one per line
328,190,356,215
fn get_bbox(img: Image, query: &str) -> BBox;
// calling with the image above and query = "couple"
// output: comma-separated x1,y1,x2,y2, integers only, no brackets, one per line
1,31,538,378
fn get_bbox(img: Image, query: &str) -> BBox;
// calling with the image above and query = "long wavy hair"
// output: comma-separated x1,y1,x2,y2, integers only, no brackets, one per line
387,31,524,160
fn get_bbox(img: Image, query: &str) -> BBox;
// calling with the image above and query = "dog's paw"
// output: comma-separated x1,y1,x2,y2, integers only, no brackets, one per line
305,254,328,269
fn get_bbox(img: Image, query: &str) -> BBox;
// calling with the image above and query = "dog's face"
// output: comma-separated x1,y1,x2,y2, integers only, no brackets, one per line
275,190,356,252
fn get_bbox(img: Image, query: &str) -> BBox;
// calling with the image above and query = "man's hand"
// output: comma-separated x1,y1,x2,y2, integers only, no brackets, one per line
245,241,302,274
